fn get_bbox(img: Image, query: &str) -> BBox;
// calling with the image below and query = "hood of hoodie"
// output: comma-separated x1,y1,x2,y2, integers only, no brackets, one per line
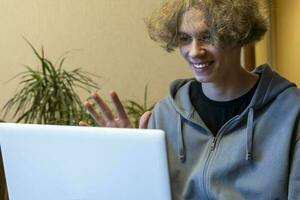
166,64,297,163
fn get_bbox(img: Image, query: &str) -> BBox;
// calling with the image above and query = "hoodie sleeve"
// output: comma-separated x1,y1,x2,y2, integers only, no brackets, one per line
147,100,162,129
147,97,170,129
147,112,156,129
147,101,160,129
288,136,300,199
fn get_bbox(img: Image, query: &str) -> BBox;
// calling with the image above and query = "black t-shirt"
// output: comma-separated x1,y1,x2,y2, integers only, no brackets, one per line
190,80,259,136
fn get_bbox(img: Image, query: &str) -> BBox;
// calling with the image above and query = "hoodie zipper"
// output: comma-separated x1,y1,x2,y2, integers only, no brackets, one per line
202,136,219,200
201,115,242,199
210,137,217,151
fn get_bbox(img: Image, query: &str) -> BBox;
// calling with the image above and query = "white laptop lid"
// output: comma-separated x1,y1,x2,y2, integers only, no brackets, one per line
0,123,171,200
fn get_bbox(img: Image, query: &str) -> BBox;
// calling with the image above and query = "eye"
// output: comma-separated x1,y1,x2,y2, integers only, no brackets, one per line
178,33,191,45
198,32,211,43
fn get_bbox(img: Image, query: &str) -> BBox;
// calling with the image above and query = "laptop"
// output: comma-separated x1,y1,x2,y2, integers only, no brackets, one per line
0,123,172,200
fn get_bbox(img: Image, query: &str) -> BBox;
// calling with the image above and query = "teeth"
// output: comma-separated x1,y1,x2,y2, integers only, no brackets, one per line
193,62,210,69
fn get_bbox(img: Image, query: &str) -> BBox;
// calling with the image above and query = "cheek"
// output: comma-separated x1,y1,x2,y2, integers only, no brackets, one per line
205,47,219,57
179,46,188,59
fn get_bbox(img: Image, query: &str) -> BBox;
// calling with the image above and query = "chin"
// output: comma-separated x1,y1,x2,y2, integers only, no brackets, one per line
190,66,215,83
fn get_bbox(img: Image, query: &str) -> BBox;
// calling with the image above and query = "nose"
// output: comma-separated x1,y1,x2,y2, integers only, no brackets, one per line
188,40,207,58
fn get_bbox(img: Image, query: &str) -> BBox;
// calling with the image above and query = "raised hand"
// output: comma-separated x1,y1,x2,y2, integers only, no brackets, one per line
79,91,151,129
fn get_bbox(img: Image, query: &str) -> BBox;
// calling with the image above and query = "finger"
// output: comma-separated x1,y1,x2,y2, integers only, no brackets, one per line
84,101,105,126
91,92,115,121
109,91,129,120
139,111,152,129
79,121,89,126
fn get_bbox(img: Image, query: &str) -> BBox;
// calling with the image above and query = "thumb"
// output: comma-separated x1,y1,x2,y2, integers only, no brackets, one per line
139,111,152,129
79,120,90,126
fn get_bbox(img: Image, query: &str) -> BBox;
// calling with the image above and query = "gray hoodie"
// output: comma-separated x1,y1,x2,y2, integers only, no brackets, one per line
148,65,300,200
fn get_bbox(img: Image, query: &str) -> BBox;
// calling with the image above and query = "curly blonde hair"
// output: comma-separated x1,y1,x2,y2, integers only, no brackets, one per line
145,0,269,52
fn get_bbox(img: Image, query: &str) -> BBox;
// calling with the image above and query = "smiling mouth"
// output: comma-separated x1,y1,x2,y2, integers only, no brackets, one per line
191,61,214,69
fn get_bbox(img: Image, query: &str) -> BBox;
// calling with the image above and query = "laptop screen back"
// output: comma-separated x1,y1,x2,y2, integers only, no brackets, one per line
0,123,171,200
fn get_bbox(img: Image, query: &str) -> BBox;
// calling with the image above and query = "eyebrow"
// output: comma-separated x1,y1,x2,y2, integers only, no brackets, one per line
178,30,210,37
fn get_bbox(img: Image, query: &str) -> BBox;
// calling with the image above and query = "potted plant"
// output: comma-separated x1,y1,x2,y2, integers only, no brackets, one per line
2,39,100,125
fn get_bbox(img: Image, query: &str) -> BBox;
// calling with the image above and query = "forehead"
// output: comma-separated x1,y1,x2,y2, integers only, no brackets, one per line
179,8,208,34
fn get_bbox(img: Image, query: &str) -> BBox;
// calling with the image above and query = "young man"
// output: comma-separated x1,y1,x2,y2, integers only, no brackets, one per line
81,0,300,199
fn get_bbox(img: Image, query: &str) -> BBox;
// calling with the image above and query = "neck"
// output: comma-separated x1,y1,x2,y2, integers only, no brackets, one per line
202,67,259,101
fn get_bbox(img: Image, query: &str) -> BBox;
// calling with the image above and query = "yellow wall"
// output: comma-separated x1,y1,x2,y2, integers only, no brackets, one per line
255,0,270,67
273,0,300,86
255,35,269,67
0,0,189,120
255,0,300,86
